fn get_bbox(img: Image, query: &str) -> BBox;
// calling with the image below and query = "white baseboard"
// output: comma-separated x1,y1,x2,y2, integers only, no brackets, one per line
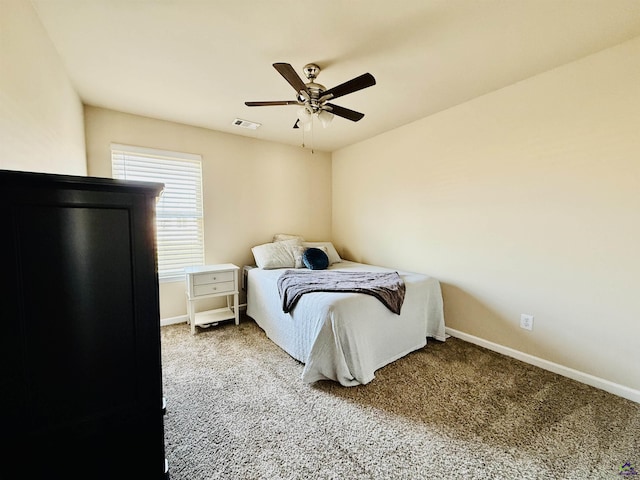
161,314,188,327
445,327,640,404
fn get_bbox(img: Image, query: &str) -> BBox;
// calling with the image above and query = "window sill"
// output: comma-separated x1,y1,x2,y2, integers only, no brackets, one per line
159,275,186,284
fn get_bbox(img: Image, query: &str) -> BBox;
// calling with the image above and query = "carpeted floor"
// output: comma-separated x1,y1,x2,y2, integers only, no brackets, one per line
161,316,639,480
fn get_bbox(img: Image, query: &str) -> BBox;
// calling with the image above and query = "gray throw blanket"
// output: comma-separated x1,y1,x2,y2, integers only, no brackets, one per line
277,270,406,315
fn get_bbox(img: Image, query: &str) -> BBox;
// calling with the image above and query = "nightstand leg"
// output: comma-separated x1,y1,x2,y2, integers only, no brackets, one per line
234,293,239,325
187,297,196,335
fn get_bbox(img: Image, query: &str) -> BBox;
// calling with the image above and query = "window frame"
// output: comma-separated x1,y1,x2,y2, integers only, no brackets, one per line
110,143,205,283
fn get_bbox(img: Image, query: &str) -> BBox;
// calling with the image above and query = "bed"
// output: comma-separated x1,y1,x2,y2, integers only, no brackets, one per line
246,238,446,386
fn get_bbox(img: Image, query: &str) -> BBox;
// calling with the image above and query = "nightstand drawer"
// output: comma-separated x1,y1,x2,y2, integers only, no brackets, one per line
193,271,234,285
193,281,235,297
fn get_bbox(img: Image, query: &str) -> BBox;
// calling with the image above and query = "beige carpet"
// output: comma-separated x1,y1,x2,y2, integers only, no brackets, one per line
161,316,639,479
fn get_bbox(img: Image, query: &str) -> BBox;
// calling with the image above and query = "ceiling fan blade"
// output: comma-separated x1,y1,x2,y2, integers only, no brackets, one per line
245,101,298,106
321,73,376,101
325,103,365,122
273,63,309,94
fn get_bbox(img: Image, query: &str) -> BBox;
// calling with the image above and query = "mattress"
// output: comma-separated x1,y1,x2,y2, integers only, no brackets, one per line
246,260,446,386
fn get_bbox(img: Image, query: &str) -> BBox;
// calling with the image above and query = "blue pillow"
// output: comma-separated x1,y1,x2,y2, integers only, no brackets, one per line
303,247,329,270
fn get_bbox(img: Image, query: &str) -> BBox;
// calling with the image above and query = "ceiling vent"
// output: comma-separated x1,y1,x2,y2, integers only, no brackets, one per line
232,118,261,130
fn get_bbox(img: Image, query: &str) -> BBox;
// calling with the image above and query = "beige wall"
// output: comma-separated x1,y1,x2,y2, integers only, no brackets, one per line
332,37,640,392
0,0,85,174
84,106,332,319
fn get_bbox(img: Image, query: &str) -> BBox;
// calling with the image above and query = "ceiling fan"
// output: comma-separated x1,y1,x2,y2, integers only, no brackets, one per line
245,63,376,129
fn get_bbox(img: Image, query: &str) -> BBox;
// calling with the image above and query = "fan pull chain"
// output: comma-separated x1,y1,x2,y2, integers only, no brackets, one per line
300,117,314,154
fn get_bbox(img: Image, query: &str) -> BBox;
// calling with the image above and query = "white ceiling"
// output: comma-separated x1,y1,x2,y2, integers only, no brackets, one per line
32,0,640,152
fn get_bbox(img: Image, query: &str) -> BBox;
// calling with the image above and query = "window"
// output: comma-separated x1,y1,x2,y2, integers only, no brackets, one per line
111,143,204,282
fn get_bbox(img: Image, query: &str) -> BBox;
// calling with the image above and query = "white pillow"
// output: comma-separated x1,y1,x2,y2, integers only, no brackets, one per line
251,239,300,269
302,241,342,265
293,245,329,268
273,233,305,243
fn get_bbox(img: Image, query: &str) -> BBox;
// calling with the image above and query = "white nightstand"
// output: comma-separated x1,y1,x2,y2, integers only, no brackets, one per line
185,264,239,334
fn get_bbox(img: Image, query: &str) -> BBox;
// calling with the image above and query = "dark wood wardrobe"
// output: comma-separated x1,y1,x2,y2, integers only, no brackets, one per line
1,169,167,478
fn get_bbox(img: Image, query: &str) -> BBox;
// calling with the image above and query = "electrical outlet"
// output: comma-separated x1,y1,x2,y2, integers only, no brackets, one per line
520,314,534,331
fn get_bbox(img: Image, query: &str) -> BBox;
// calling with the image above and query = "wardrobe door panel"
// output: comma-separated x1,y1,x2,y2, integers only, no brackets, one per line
17,205,137,429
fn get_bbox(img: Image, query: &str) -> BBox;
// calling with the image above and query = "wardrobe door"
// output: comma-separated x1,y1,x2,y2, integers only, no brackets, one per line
1,172,165,479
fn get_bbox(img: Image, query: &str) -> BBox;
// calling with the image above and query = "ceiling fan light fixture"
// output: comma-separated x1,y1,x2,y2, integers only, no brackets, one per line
297,107,312,123
296,107,313,131
318,110,334,128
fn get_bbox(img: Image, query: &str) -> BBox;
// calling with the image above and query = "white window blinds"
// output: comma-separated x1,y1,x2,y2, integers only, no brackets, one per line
111,143,204,281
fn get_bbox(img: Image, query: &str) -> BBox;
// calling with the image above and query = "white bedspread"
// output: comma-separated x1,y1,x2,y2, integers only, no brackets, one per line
246,261,446,386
